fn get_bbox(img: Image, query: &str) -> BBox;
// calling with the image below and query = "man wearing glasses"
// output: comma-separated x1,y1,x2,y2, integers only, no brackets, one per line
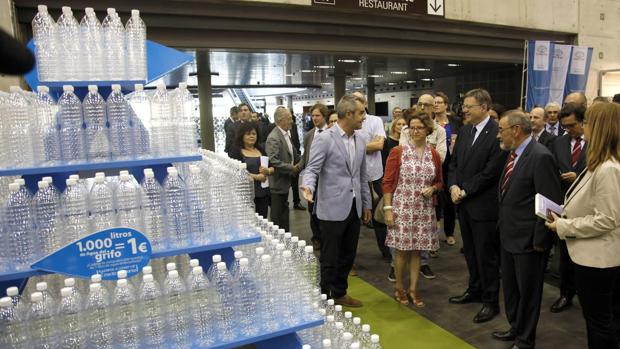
447,88,508,324
544,102,564,137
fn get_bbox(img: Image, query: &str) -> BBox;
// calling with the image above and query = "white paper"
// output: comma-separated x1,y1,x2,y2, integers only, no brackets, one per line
548,44,572,104
260,156,269,188
569,46,589,75
535,193,562,220
533,41,551,71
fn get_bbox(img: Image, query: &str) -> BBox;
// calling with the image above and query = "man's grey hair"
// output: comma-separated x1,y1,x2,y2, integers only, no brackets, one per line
337,94,365,119
274,106,290,123
544,102,561,111
464,88,492,110
503,109,532,134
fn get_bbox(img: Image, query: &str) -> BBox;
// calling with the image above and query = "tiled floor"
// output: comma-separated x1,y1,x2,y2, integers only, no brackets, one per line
287,203,588,349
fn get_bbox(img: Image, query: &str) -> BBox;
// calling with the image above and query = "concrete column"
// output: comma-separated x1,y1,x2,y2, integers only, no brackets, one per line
366,77,376,115
286,95,294,111
196,50,215,151
0,0,22,91
334,59,346,104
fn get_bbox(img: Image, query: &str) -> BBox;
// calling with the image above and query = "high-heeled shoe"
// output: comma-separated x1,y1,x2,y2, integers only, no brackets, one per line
394,288,409,305
408,289,425,308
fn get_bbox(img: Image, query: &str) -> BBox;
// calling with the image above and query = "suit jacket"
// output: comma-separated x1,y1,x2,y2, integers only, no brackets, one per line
550,134,587,194
536,130,556,149
266,127,300,194
299,127,319,170
301,125,371,221
556,159,620,268
448,119,508,221
498,140,562,253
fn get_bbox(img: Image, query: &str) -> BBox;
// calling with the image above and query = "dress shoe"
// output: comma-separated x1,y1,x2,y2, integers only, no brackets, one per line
492,330,516,341
294,203,306,210
334,294,363,308
449,291,482,304
473,304,499,323
550,295,573,313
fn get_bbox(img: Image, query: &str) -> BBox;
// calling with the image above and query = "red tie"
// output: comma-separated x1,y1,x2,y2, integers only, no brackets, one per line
571,138,582,168
501,151,517,194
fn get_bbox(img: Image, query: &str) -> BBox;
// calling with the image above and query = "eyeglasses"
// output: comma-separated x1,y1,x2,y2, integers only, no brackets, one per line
462,104,480,110
562,122,581,129
410,126,427,132
417,102,434,108
328,119,337,124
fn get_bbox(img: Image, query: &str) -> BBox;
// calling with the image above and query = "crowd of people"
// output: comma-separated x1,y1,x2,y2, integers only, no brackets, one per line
225,90,620,349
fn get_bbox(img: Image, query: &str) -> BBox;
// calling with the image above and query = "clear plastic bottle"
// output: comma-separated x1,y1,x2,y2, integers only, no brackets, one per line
117,270,137,295
368,334,382,349
56,7,81,80
28,292,56,349
212,262,236,341
5,182,34,270
233,163,255,235
107,84,135,159
0,296,24,349
351,317,362,340
32,5,58,81
359,324,372,348
150,83,173,156
5,287,28,321
230,250,244,278
350,342,361,349
322,339,332,348
6,86,34,167
63,278,84,307
58,85,86,163
188,266,217,347
34,180,62,257
206,254,222,282
138,274,165,348
235,258,259,336
102,8,125,80
256,255,278,332
185,165,209,243
80,8,104,81
171,82,197,154
277,250,300,326
83,85,111,161
42,177,60,201
303,245,321,287
33,86,61,164
125,10,147,81
341,332,353,349
112,279,139,349
62,178,88,243
128,84,151,158
163,167,190,248
58,287,84,348
163,270,190,348
116,173,144,231
85,283,113,349
89,175,117,231
140,169,167,250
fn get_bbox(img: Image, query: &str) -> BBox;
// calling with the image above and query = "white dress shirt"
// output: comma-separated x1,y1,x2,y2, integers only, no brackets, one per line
472,116,491,144
335,122,356,171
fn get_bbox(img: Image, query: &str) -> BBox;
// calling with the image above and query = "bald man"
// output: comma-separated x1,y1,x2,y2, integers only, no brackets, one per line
564,92,587,108
530,107,556,148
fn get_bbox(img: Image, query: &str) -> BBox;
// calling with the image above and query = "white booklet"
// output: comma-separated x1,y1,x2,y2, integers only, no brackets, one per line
260,156,269,188
535,193,562,220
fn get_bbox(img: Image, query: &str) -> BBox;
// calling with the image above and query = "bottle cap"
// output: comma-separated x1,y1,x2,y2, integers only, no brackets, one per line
69,174,79,181
15,178,25,186
111,84,121,91
166,263,177,271
239,163,247,170
142,266,152,274
284,233,292,239
63,85,74,92
131,9,140,17
240,258,249,266
168,270,179,278
9,86,20,93
278,229,285,235
31,292,43,302
91,274,102,283
144,171,154,179
322,339,332,347
255,247,264,255
327,299,334,306
90,283,101,291
61,6,71,14
335,305,342,312
117,270,128,278
343,332,353,340
350,343,360,349
345,311,352,319
143,274,154,282
261,254,271,262
38,181,49,189
234,251,243,259
320,294,327,301
117,279,128,287
135,84,144,91
107,8,116,15
88,85,98,92
37,85,49,93
335,322,343,329
189,259,199,268
283,250,292,258
61,287,73,297
119,170,129,176
64,278,76,287
371,334,380,343
305,246,314,253
326,315,334,322
362,324,370,332
302,345,311,349
0,297,11,307
291,236,299,243
42,176,53,183
36,282,48,291
95,176,105,183
353,317,361,325
157,82,166,90
8,183,19,192
120,173,130,181
95,172,105,178
179,82,187,89
192,266,203,275
212,255,222,263
37,5,47,13
66,178,77,186
217,262,227,271
167,168,178,176
85,7,94,14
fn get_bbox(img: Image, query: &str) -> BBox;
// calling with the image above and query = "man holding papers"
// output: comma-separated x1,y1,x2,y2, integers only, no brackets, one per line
493,110,562,349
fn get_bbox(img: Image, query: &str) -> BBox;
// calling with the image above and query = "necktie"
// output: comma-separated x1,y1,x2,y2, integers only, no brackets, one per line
501,151,517,195
318,129,323,133
470,126,477,145
549,125,556,136
571,137,582,168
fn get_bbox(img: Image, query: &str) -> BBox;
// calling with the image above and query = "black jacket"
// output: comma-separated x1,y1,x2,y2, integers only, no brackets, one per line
550,134,587,194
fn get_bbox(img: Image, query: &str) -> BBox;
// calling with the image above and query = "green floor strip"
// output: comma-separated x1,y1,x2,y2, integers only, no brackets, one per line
345,277,474,349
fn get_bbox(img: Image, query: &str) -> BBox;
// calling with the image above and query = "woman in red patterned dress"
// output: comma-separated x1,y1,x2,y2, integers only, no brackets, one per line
383,111,443,307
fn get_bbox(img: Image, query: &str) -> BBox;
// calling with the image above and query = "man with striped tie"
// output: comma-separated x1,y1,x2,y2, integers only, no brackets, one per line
549,102,587,313
493,110,562,349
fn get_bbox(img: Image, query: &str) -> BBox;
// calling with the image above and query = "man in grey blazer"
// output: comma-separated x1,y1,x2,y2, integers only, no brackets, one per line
301,94,372,307
266,106,301,232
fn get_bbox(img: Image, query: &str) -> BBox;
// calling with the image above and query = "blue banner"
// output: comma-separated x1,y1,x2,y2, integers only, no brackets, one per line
32,228,151,280
527,40,555,111
564,46,594,97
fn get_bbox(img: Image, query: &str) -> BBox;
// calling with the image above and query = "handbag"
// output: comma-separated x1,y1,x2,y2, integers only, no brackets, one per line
374,196,386,224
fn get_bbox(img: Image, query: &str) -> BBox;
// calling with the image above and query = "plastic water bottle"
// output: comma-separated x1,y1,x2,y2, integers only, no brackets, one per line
359,324,372,348
125,10,147,80
256,255,278,332
230,250,244,278
369,334,382,349
34,180,62,257
0,296,24,349
140,169,167,250
163,270,190,348
206,255,222,281
331,322,345,348
58,85,86,163
188,266,216,347
85,283,113,348
185,165,209,243
116,173,144,231
350,342,361,349
41,177,60,200
5,182,34,270
341,332,353,349
235,258,259,336
107,84,135,159
5,86,34,167
56,7,81,80
116,270,137,295
171,83,197,154
89,175,117,231
233,163,255,234
164,167,190,248
31,5,57,81
80,8,104,80
303,245,321,287
32,86,61,165
102,8,125,80
212,262,236,341
62,178,88,243
83,85,111,161
6,287,28,320
28,292,56,349
58,287,84,348
138,274,165,348
128,84,151,158
150,83,173,156
112,279,139,349
322,339,332,348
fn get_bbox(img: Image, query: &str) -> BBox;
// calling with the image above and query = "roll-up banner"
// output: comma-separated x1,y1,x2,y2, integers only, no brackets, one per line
548,44,572,105
564,46,594,97
526,40,554,111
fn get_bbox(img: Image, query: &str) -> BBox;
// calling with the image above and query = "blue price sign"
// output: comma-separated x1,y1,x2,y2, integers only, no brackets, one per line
32,228,151,280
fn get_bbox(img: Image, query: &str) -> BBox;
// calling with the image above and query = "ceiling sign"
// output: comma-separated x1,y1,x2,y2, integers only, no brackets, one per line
313,0,444,17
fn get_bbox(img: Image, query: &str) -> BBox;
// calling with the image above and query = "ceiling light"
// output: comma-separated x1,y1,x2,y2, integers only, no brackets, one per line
390,71,408,75
387,82,397,85
350,77,363,81
321,82,332,85
285,74,294,77
301,70,317,73
415,68,431,72
368,74,383,78
421,78,433,81
314,65,335,69
404,80,416,83
337,59,360,63
447,63,461,67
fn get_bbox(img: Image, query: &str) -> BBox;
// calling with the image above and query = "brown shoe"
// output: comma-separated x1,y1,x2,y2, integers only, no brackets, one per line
311,239,321,251
349,265,358,277
334,294,363,308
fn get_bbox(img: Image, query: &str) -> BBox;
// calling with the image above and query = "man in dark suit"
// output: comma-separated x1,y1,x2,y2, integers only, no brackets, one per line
225,103,251,154
266,106,301,232
224,106,238,140
299,103,329,251
448,88,508,323
529,107,556,148
493,110,563,349
549,102,587,313
544,102,565,137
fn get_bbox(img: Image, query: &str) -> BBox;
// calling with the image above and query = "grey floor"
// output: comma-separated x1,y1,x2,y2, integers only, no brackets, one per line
287,198,588,349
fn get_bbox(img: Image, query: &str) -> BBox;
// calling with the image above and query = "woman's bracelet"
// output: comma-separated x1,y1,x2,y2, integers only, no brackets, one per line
383,206,393,211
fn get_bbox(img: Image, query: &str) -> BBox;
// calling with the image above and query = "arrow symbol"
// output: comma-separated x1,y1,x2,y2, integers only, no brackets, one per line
429,0,442,13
